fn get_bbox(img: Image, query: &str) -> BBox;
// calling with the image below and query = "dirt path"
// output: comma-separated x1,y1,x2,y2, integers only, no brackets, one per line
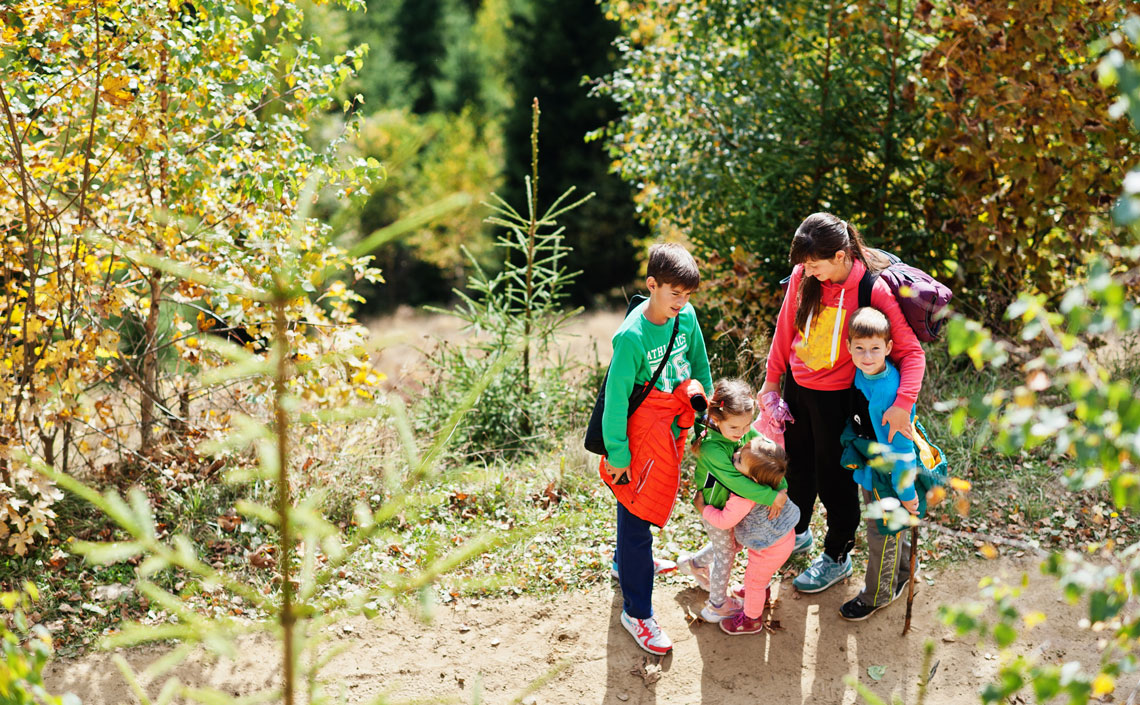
47,556,1095,705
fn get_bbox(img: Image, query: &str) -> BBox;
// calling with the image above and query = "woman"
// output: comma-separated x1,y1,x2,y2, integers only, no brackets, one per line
760,212,925,594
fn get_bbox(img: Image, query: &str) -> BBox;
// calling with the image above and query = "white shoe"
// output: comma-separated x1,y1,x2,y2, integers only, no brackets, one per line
699,596,743,623
677,554,711,591
620,611,673,655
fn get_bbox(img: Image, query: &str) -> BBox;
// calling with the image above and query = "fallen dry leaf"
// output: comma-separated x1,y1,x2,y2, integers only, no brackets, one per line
630,656,662,684
47,549,68,571
218,510,241,532
682,606,699,625
91,583,133,602
248,545,276,570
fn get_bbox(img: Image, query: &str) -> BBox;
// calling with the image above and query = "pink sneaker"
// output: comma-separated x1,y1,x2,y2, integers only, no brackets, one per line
699,596,743,623
731,583,772,606
620,612,673,655
677,554,711,591
720,611,766,636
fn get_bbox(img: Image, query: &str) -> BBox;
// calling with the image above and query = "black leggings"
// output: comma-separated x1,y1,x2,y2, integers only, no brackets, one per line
782,373,859,562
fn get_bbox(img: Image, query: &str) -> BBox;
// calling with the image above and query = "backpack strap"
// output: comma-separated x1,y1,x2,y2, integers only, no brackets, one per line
858,248,899,309
858,267,879,310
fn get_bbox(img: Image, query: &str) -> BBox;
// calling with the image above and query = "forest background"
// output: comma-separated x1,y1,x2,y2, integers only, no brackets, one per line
3,0,1140,704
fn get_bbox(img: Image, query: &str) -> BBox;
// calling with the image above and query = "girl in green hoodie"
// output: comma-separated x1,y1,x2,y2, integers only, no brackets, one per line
677,379,790,622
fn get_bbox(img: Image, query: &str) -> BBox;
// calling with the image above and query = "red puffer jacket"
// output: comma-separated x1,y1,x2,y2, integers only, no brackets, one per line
599,379,705,528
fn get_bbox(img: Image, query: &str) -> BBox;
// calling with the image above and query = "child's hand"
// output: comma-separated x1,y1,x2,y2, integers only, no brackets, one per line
768,490,787,520
883,406,915,442
901,497,919,515
693,492,706,513
605,463,630,485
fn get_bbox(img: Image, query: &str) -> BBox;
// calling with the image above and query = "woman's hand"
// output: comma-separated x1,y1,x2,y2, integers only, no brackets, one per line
759,380,780,399
768,490,788,520
901,497,919,515
693,492,706,513
882,406,915,442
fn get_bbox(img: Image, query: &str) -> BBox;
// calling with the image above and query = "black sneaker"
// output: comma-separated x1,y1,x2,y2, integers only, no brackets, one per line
839,596,888,621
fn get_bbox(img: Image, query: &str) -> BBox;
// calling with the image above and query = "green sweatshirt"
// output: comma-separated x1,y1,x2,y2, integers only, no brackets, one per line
694,427,786,509
601,301,713,468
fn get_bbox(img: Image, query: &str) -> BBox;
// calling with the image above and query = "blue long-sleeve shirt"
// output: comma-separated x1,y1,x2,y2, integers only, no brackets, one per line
852,361,918,502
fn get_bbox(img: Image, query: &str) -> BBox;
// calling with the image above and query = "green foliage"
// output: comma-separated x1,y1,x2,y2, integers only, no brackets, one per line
326,0,641,311
344,0,511,115
600,1,1138,334
423,100,595,457
419,342,592,458
0,0,380,556
918,0,1136,326
24,184,544,705
928,23,1140,705
0,584,78,705
935,261,1139,704
597,0,942,321
504,0,645,306
351,107,504,311
333,0,524,312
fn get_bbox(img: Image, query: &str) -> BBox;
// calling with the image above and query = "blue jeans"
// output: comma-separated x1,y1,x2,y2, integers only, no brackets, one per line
615,503,654,619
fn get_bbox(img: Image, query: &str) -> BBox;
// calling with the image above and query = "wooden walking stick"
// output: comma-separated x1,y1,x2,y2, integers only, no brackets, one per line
902,521,919,635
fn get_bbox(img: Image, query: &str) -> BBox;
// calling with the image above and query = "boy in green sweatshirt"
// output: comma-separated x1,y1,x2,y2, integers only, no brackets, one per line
599,243,712,655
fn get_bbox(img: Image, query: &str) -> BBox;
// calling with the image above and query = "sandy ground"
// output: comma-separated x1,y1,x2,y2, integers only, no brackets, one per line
46,555,1101,705
367,306,625,389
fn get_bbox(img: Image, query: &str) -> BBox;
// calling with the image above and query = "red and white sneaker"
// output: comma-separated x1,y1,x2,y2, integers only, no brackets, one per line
610,556,678,579
620,612,673,655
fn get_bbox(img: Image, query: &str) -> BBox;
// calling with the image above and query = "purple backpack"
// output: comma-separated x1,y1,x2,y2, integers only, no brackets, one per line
857,249,953,342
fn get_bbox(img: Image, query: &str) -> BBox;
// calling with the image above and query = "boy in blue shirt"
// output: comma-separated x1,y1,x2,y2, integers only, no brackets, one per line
840,307,919,620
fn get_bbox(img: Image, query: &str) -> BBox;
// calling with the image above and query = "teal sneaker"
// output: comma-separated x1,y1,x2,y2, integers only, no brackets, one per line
793,553,853,593
791,528,814,556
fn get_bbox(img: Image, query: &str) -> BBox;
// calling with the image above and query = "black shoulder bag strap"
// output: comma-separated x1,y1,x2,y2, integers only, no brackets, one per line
628,314,681,415
583,310,682,456
858,268,878,310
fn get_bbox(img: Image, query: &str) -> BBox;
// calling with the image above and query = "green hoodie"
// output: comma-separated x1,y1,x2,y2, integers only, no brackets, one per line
694,426,786,509
601,300,713,468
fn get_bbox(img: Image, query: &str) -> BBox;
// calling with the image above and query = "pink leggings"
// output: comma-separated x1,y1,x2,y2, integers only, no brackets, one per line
743,530,795,618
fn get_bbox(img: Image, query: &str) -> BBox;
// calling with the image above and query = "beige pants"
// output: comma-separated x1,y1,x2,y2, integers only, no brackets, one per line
859,488,913,607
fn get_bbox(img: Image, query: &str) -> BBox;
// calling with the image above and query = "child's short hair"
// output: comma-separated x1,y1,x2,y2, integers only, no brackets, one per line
848,307,892,343
708,378,756,422
737,436,787,490
647,242,700,291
